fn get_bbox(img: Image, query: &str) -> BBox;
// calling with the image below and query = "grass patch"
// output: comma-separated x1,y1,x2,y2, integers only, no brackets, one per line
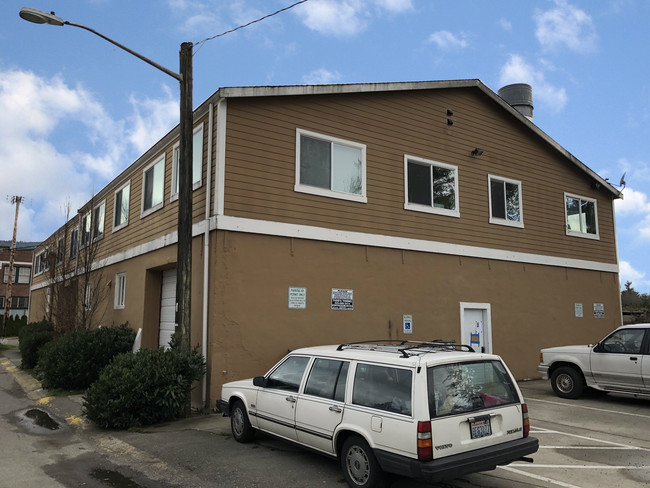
0,344,16,352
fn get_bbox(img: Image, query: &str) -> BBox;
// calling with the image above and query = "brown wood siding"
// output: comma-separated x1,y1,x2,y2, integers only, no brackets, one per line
223,89,617,265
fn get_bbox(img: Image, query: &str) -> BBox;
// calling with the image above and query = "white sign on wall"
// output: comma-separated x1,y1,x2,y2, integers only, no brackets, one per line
403,314,413,334
331,289,353,310
593,303,605,318
288,287,307,309
575,303,583,318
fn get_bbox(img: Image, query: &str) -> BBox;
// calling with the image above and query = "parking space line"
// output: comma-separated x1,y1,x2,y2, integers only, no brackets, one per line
526,396,650,419
512,464,649,469
498,465,583,488
532,426,649,449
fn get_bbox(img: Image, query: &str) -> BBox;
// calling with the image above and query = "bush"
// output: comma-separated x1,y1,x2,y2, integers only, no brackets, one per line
38,324,136,390
18,321,54,370
1,315,28,337
83,347,205,429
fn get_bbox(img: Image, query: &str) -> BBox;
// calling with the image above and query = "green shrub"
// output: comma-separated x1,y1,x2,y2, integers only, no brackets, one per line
38,324,136,390
18,321,54,370
1,315,28,337
83,347,206,429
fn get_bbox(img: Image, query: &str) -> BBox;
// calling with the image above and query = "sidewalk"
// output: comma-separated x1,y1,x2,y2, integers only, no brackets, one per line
0,338,231,437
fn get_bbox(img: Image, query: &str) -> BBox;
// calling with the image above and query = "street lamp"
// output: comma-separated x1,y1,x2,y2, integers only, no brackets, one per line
20,7,193,352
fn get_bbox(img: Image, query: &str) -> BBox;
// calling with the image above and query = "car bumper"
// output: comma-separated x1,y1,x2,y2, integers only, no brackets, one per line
537,364,549,379
375,436,539,482
216,399,230,416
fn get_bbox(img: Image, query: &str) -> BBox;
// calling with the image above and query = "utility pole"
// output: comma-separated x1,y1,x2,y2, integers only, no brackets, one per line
3,196,24,331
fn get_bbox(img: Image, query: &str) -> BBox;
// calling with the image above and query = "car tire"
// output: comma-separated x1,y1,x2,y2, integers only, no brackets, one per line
340,435,388,488
230,400,255,443
551,366,584,399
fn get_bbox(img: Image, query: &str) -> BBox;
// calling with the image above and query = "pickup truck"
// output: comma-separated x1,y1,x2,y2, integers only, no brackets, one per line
538,324,650,399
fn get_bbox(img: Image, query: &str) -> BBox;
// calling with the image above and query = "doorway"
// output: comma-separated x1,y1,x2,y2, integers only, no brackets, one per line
459,303,492,353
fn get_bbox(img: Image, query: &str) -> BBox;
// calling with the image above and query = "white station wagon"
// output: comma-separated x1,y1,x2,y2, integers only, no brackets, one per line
217,341,538,487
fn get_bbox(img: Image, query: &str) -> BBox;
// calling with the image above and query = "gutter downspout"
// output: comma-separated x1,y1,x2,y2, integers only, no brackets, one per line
201,102,214,405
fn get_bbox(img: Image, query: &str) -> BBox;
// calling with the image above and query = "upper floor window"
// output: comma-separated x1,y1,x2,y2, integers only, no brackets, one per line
3,266,31,284
171,124,204,200
142,155,165,217
113,181,130,232
565,193,599,239
34,249,49,276
404,156,459,218
56,237,65,264
69,227,79,258
295,129,367,203
93,201,106,241
489,175,523,228
81,212,91,247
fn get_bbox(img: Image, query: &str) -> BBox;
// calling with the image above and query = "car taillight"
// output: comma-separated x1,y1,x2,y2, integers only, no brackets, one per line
417,421,433,460
522,403,530,438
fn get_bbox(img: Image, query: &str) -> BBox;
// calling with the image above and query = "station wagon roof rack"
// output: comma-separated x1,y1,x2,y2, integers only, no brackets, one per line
337,340,475,358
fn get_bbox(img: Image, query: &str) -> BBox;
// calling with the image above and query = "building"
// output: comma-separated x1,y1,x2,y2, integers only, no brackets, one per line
1,241,38,321
29,80,623,407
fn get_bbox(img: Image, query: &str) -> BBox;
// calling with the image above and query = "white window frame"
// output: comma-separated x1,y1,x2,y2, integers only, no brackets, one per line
80,211,91,248
141,155,165,218
113,180,131,232
488,174,524,228
56,237,65,264
114,272,126,309
69,226,79,258
171,123,204,202
564,192,600,240
92,200,106,241
34,249,49,276
404,155,460,218
295,129,367,203
84,281,93,311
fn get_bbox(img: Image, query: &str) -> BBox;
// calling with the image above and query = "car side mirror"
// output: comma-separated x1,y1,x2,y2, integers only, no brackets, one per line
253,376,267,387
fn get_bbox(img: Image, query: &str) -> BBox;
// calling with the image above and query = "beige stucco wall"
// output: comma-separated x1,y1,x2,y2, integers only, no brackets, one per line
206,230,621,406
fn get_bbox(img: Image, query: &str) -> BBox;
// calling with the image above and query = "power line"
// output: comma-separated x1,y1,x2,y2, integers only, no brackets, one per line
193,0,309,52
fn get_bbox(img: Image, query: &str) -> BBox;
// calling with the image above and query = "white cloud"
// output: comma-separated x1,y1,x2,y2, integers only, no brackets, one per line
428,30,468,50
499,54,568,111
302,68,342,85
615,187,650,215
499,18,513,31
295,0,411,37
0,68,177,241
619,260,648,291
534,0,598,53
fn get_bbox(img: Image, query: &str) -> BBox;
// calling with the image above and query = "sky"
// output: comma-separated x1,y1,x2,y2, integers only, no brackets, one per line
0,0,649,293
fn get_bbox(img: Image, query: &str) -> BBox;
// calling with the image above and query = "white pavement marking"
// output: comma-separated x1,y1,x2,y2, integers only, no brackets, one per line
526,396,650,419
532,426,650,450
498,465,583,488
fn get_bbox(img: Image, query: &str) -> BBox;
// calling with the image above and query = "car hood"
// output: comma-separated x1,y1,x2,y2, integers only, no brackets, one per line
541,344,593,355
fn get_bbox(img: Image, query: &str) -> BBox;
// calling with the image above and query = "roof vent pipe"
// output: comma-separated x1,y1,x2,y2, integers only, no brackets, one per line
498,83,533,121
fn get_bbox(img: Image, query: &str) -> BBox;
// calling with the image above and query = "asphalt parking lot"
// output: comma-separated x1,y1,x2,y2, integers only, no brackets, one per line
197,379,650,488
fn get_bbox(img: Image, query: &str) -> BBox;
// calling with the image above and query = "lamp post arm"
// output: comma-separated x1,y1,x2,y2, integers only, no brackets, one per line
65,21,182,82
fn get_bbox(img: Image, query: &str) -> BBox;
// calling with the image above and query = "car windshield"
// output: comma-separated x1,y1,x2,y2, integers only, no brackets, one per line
428,360,519,418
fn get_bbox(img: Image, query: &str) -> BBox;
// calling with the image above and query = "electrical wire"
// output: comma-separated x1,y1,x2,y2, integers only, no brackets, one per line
193,0,309,54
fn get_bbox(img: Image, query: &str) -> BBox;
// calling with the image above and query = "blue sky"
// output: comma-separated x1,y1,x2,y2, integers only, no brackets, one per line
1,0,649,293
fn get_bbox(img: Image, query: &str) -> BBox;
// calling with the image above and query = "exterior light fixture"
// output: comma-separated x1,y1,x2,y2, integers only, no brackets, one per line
471,148,484,156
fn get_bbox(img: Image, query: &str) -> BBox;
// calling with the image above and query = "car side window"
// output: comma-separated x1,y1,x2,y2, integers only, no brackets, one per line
304,359,349,401
266,356,310,392
352,363,412,415
601,329,645,354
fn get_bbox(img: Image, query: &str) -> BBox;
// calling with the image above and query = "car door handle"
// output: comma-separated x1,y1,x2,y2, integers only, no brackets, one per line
286,396,297,403
630,357,638,361
329,405,342,413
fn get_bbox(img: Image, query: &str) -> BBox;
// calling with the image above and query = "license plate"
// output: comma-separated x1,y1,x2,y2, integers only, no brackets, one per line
470,417,492,439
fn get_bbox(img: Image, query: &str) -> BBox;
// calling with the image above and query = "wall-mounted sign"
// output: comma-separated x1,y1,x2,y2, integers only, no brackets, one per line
288,287,307,309
593,303,605,319
574,303,583,318
331,288,353,310
403,314,413,334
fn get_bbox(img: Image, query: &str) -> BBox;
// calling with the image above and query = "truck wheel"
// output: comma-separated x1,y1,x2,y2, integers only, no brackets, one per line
230,400,255,442
551,366,584,399
340,435,388,488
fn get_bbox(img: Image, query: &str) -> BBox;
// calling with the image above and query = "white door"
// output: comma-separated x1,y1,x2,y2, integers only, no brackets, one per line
159,269,176,349
460,303,492,354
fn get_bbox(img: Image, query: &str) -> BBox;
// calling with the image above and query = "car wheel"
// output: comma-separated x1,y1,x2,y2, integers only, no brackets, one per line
230,400,254,442
551,366,584,399
340,435,388,488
